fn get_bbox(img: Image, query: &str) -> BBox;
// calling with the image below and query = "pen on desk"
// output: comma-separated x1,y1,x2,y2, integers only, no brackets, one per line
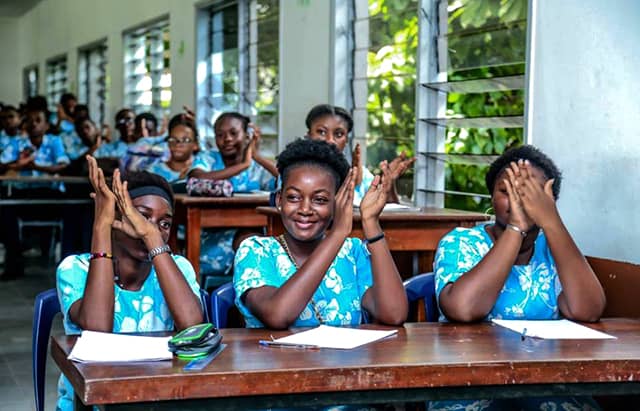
521,327,528,341
258,340,320,350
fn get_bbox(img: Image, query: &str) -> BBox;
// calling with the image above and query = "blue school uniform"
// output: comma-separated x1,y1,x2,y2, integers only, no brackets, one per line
1,134,70,190
121,135,169,172
60,129,87,160
234,236,373,328
191,151,276,276
55,253,201,411
94,140,129,159
430,223,600,411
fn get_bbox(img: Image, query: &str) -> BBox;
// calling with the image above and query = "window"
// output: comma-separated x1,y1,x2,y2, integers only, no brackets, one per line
196,0,279,156
45,57,68,114
123,19,171,120
23,65,39,100
351,0,419,201
416,0,527,211
78,41,108,125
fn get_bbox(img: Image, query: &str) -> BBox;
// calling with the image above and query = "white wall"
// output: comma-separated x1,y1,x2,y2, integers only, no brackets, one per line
528,0,640,263
0,0,333,143
0,17,21,104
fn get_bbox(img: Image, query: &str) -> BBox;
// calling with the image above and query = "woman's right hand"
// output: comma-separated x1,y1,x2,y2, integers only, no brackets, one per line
332,167,355,238
504,161,534,231
87,155,116,228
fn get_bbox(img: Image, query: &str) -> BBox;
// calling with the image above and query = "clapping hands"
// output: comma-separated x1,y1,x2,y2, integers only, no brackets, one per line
360,161,393,221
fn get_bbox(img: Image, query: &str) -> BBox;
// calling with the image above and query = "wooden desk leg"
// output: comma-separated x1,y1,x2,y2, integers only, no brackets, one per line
186,208,202,282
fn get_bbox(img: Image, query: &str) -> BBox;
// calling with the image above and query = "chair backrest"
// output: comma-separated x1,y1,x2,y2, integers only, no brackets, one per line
403,272,439,322
32,288,61,411
210,282,236,328
199,288,211,324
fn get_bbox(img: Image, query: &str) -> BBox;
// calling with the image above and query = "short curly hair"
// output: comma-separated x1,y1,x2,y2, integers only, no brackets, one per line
486,145,562,199
123,170,175,209
305,104,353,133
276,138,350,192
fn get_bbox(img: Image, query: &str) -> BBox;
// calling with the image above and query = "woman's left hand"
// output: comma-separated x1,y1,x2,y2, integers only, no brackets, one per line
360,161,392,221
516,160,560,228
111,169,159,241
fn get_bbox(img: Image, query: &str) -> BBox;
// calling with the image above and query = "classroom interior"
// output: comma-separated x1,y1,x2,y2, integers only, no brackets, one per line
0,0,639,410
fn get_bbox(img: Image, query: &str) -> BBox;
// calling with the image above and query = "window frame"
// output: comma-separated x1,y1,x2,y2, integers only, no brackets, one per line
78,39,108,125
45,55,68,115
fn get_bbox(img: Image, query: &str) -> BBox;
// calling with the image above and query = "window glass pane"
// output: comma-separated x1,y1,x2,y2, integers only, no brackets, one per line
46,58,68,114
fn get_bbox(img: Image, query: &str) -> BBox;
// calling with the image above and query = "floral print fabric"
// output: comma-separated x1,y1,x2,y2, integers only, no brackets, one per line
233,236,373,328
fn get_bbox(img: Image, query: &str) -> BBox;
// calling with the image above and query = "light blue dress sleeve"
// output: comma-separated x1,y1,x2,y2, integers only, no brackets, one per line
0,138,19,163
56,254,91,335
233,236,278,327
433,227,488,298
353,166,375,205
51,135,71,164
173,255,202,299
351,237,374,298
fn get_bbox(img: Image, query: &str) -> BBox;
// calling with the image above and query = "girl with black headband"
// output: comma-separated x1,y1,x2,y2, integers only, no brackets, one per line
54,155,203,411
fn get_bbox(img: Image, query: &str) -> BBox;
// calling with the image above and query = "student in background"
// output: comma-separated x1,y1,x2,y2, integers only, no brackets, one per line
188,112,278,278
0,107,70,280
114,108,136,144
145,114,200,183
234,138,407,328
0,105,22,152
59,101,91,162
431,145,605,411
305,104,414,205
121,112,168,172
55,93,77,134
55,156,203,411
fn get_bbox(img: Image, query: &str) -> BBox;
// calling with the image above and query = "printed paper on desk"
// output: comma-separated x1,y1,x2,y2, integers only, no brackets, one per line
273,325,398,349
491,319,616,340
68,330,173,363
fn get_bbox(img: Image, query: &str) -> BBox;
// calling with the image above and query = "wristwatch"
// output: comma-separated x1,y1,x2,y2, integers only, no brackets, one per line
148,244,171,260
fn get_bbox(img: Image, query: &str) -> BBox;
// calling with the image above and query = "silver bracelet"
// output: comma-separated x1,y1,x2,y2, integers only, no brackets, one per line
148,244,171,260
506,224,527,237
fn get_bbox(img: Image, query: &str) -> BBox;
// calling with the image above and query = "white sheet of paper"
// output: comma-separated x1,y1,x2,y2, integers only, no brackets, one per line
382,203,418,212
68,330,173,363
273,325,398,349
491,319,616,340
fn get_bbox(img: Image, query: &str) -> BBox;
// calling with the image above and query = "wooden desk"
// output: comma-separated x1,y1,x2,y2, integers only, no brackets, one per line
169,194,270,277
257,206,488,274
52,319,640,410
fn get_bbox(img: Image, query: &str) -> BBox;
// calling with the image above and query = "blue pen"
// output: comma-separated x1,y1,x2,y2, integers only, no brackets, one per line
258,340,320,350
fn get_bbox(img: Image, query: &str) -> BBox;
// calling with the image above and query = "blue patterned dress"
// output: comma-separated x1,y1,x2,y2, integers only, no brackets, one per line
430,223,600,411
234,236,373,328
191,151,276,276
55,253,201,411
353,166,375,206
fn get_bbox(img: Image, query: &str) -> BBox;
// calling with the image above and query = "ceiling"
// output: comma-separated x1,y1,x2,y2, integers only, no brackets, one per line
0,0,43,17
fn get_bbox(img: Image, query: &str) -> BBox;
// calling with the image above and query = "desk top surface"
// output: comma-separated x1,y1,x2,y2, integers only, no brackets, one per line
0,175,89,183
52,319,640,405
257,205,489,222
174,193,270,206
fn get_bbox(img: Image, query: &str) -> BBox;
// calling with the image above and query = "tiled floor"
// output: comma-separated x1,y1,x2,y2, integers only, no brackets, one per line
0,249,63,411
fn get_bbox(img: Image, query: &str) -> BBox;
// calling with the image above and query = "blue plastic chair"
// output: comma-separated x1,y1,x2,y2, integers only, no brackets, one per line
210,282,236,328
199,288,211,324
32,288,61,411
403,272,439,322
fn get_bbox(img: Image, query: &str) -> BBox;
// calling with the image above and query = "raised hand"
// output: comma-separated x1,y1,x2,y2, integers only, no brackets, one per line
140,118,149,138
360,161,392,221
352,143,363,187
87,155,116,227
243,136,255,165
516,160,560,229
332,167,356,238
111,169,158,241
182,105,196,122
388,151,416,181
158,115,169,136
248,123,262,154
504,161,534,231
101,124,112,143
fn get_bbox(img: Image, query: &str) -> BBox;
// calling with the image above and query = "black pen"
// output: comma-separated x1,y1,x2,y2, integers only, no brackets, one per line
521,327,528,341
258,340,320,350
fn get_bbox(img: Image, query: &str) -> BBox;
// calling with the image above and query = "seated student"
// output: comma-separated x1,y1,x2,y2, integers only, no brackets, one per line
55,156,203,411
0,104,23,148
188,112,278,277
121,112,168,172
145,114,200,183
431,145,606,411
0,106,71,280
57,95,88,159
305,104,414,205
234,138,408,329
114,108,137,144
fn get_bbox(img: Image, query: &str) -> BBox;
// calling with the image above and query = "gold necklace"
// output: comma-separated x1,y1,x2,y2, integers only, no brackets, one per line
277,235,325,324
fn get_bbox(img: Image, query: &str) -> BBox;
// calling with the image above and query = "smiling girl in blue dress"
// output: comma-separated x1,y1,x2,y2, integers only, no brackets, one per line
234,138,407,329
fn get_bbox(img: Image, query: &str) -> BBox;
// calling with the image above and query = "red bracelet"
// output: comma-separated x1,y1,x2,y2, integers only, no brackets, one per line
90,252,113,260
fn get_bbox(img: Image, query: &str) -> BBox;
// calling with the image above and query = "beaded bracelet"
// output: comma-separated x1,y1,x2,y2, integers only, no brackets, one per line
89,252,113,260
